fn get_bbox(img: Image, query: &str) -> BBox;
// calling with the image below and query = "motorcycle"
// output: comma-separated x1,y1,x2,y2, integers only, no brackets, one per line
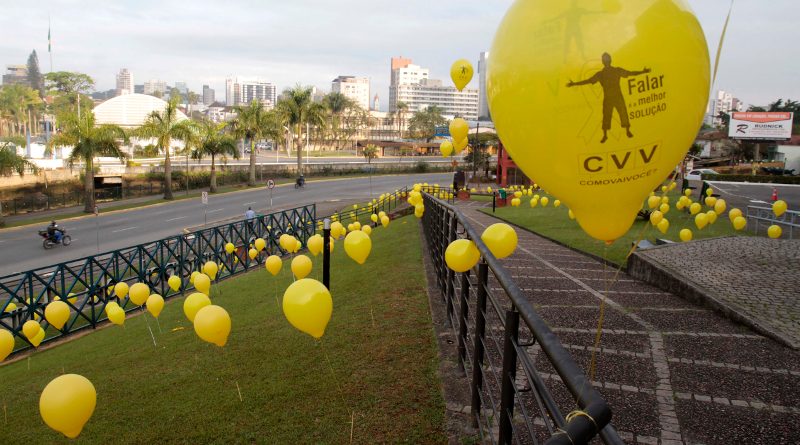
294,176,305,189
39,228,72,249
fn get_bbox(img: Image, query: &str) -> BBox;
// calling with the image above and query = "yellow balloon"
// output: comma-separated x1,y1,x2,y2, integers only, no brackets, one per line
675,201,685,211
773,200,787,217
649,210,663,226
661,196,669,205
511,198,521,207
31,328,45,347
513,191,522,198
344,231,372,265
767,225,782,239
704,196,717,208
449,118,469,142
706,210,718,225
380,215,390,228
453,137,468,152
714,199,727,215
224,242,235,254
728,208,743,222
114,281,129,299
378,211,386,219
183,292,211,322
294,238,303,253
146,294,164,318
0,330,13,361
488,1,710,242
679,228,692,242
530,198,539,208
684,188,692,197
647,195,660,209
568,209,576,220
193,305,231,347
657,218,669,234
706,187,714,197
45,301,70,330
129,283,150,306
481,223,518,259
283,279,333,339
361,225,372,236
190,271,199,284
23,320,41,341
252,238,264,252
689,203,702,215
450,58,474,91
445,239,480,273
330,221,344,239
540,197,549,207
307,234,323,256
695,213,708,230
265,255,282,276
39,374,96,439
370,214,379,223
194,273,211,295
553,199,561,208
4,302,17,313
168,275,182,292
249,248,258,260
105,302,125,326
659,203,670,214
732,216,747,231
440,140,453,158
291,255,313,279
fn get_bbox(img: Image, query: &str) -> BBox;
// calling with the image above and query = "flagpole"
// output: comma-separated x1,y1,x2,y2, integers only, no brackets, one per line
48,15,53,72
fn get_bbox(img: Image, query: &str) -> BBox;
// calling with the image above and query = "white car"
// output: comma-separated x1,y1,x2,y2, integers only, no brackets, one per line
685,168,718,181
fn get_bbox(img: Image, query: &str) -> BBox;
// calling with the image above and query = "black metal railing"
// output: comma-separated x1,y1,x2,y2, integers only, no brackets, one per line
421,192,623,445
0,204,316,353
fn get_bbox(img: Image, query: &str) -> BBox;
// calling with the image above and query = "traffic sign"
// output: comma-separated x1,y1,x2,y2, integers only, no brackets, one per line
201,191,208,204
267,179,275,189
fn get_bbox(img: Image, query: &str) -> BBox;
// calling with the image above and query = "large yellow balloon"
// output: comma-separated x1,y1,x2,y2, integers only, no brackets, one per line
194,273,211,295
449,118,469,142
105,302,125,326
283,279,333,339
488,1,710,242
254,238,266,252
265,255,282,276
773,200,787,217
168,275,182,292
445,239,480,273
114,282,129,299
0,330,13,361
291,255,313,279
203,261,219,280
450,59,474,91
146,294,164,318
39,374,96,439
45,301,70,330
440,140,454,158
481,223,518,259
129,283,150,306
183,292,211,322
732,216,747,231
767,225,782,239
307,234,323,256
344,231,372,265
193,305,231,347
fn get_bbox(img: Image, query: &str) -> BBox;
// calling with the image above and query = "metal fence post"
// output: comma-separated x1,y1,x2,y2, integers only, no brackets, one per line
499,307,520,445
458,270,470,372
445,213,457,326
471,261,488,427
323,218,331,290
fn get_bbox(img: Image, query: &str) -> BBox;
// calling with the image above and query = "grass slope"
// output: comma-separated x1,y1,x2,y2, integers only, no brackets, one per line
0,216,445,444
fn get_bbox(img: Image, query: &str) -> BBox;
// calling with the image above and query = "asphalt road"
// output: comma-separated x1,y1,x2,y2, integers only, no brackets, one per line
703,180,800,212
0,172,451,277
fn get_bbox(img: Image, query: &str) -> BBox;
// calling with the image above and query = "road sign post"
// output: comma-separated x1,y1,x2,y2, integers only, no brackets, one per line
267,179,275,209
201,191,208,226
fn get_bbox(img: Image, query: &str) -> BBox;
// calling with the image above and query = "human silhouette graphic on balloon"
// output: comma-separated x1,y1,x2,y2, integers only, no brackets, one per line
567,53,650,143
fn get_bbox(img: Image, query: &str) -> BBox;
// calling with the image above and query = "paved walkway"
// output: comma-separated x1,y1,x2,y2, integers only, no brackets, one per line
456,201,800,445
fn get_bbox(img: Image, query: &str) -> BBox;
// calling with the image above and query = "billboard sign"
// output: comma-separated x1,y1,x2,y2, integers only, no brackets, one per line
728,112,793,140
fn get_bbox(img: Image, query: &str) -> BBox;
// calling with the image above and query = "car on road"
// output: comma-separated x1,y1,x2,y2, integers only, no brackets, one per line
686,168,719,182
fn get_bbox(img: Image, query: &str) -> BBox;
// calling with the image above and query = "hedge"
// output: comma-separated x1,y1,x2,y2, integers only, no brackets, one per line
703,174,800,185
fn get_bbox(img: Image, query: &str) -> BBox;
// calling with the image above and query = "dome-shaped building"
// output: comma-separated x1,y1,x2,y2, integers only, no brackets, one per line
93,93,188,128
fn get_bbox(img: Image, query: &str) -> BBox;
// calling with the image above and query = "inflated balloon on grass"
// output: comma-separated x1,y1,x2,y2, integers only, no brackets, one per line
129,283,150,306
283,279,333,339
291,255,313,279
146,294,164,318
714,199,727,215
445,239,480,273
168,275,182,292
380,215,390,228
657,218,669,234
0,330,13,361
344,231,372,265
768,225,782,239
540,197,549,207
679,228,693,242
194,273,211,295
193,305,231,347
689,203,702,215
183,293,211,322
23,320,42,343
225,242,235,254
39,374,96,439
695,213,708,230
773,200,787,217
530,198,538,208
248,248,258,260
706,210,718,225
114,282,129,299
105,302,125,326
190,271,199,284
361,225,372,236
45,301,70,330
659,203,670,214
728,208,743,222
307,234,323,256
649,211,663,226
254,238,266,252
481,223,518,259
265,255,282,276
732,216,747,231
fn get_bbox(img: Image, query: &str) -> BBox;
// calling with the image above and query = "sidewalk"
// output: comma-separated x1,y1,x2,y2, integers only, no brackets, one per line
456,200,800,445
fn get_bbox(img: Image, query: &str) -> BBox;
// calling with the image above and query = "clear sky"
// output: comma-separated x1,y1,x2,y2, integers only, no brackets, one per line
0,1,797,110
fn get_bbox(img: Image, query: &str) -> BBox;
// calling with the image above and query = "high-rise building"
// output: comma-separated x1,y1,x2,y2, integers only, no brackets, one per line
115,68,133,96
174,81,188,95
143,79,167,96
394,79,479,120
203,85,215,106
225,77,235,106
373,94,380,111
225,77,277,108
389,57,429,112
331,76,370,110
706,90,744,127
2,65,28,86
477,52,490,120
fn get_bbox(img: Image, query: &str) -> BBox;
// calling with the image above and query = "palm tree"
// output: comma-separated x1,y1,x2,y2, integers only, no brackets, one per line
229,100,276,186
395,101,409,140
49,112,128,213
276,86,326,174
0,141,39,226
322,92,354,149
191,120,239,193
0,84,42,136
135,97,194,200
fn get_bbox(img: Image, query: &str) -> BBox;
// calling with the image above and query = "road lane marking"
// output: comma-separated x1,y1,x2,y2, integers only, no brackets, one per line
112,227,138,233
166,216,188,222
243,201,257,206
207,209,224,214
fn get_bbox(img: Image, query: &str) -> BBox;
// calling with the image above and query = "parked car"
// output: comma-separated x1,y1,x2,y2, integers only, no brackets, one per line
686,168,718,181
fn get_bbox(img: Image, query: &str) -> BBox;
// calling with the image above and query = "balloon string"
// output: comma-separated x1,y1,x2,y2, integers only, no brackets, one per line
220,345,243,402
141,307,158,348
319,339,355,443
712,0,735,87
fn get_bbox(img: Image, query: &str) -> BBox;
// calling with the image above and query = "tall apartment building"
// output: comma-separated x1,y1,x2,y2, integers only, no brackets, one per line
331,76,370,110
2,65,28,86
225,77,277,108
115,68,133,96
143,79,167,96
202,85,215,106
706,90,744,127
389,57,478,119
477,52,490,120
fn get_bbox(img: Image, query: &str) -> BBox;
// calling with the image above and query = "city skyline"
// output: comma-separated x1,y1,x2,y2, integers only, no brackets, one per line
0,1,798,111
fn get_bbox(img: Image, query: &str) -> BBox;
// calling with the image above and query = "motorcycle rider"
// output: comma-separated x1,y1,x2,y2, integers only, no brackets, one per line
47,221,63,243
296,174,305,188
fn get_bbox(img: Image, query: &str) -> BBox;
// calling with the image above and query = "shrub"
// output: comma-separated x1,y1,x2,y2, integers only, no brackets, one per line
704,174,800,185
414,160,430,173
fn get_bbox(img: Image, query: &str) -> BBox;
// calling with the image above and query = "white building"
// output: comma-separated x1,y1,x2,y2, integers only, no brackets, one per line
225,77,277,108
706,90,744,127
477,52,490,120
395,79,479,120
115,68,133,96
93,93,188,129
331,76,370,110
389,57,429,112
143,79,167,96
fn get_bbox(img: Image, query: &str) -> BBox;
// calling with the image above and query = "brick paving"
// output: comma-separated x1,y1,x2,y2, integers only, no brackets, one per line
455,201,800,445
628,237,800,349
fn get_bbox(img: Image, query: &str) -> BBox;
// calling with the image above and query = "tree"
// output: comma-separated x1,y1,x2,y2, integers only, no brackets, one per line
277,86,326,173
191,120,239,193
26,50,44,98
409,106,446,142
229,100,280,186
135,97,195,200
322,92,354,149
362,144,379,163
187,91,200,119
0,141,39,226
49,112,128,213
44,72,94,95
395,101,408,139
0,84,43,136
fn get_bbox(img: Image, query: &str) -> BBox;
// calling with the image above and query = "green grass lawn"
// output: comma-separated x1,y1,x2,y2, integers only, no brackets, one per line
482,190,747,266
0,216,446,444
